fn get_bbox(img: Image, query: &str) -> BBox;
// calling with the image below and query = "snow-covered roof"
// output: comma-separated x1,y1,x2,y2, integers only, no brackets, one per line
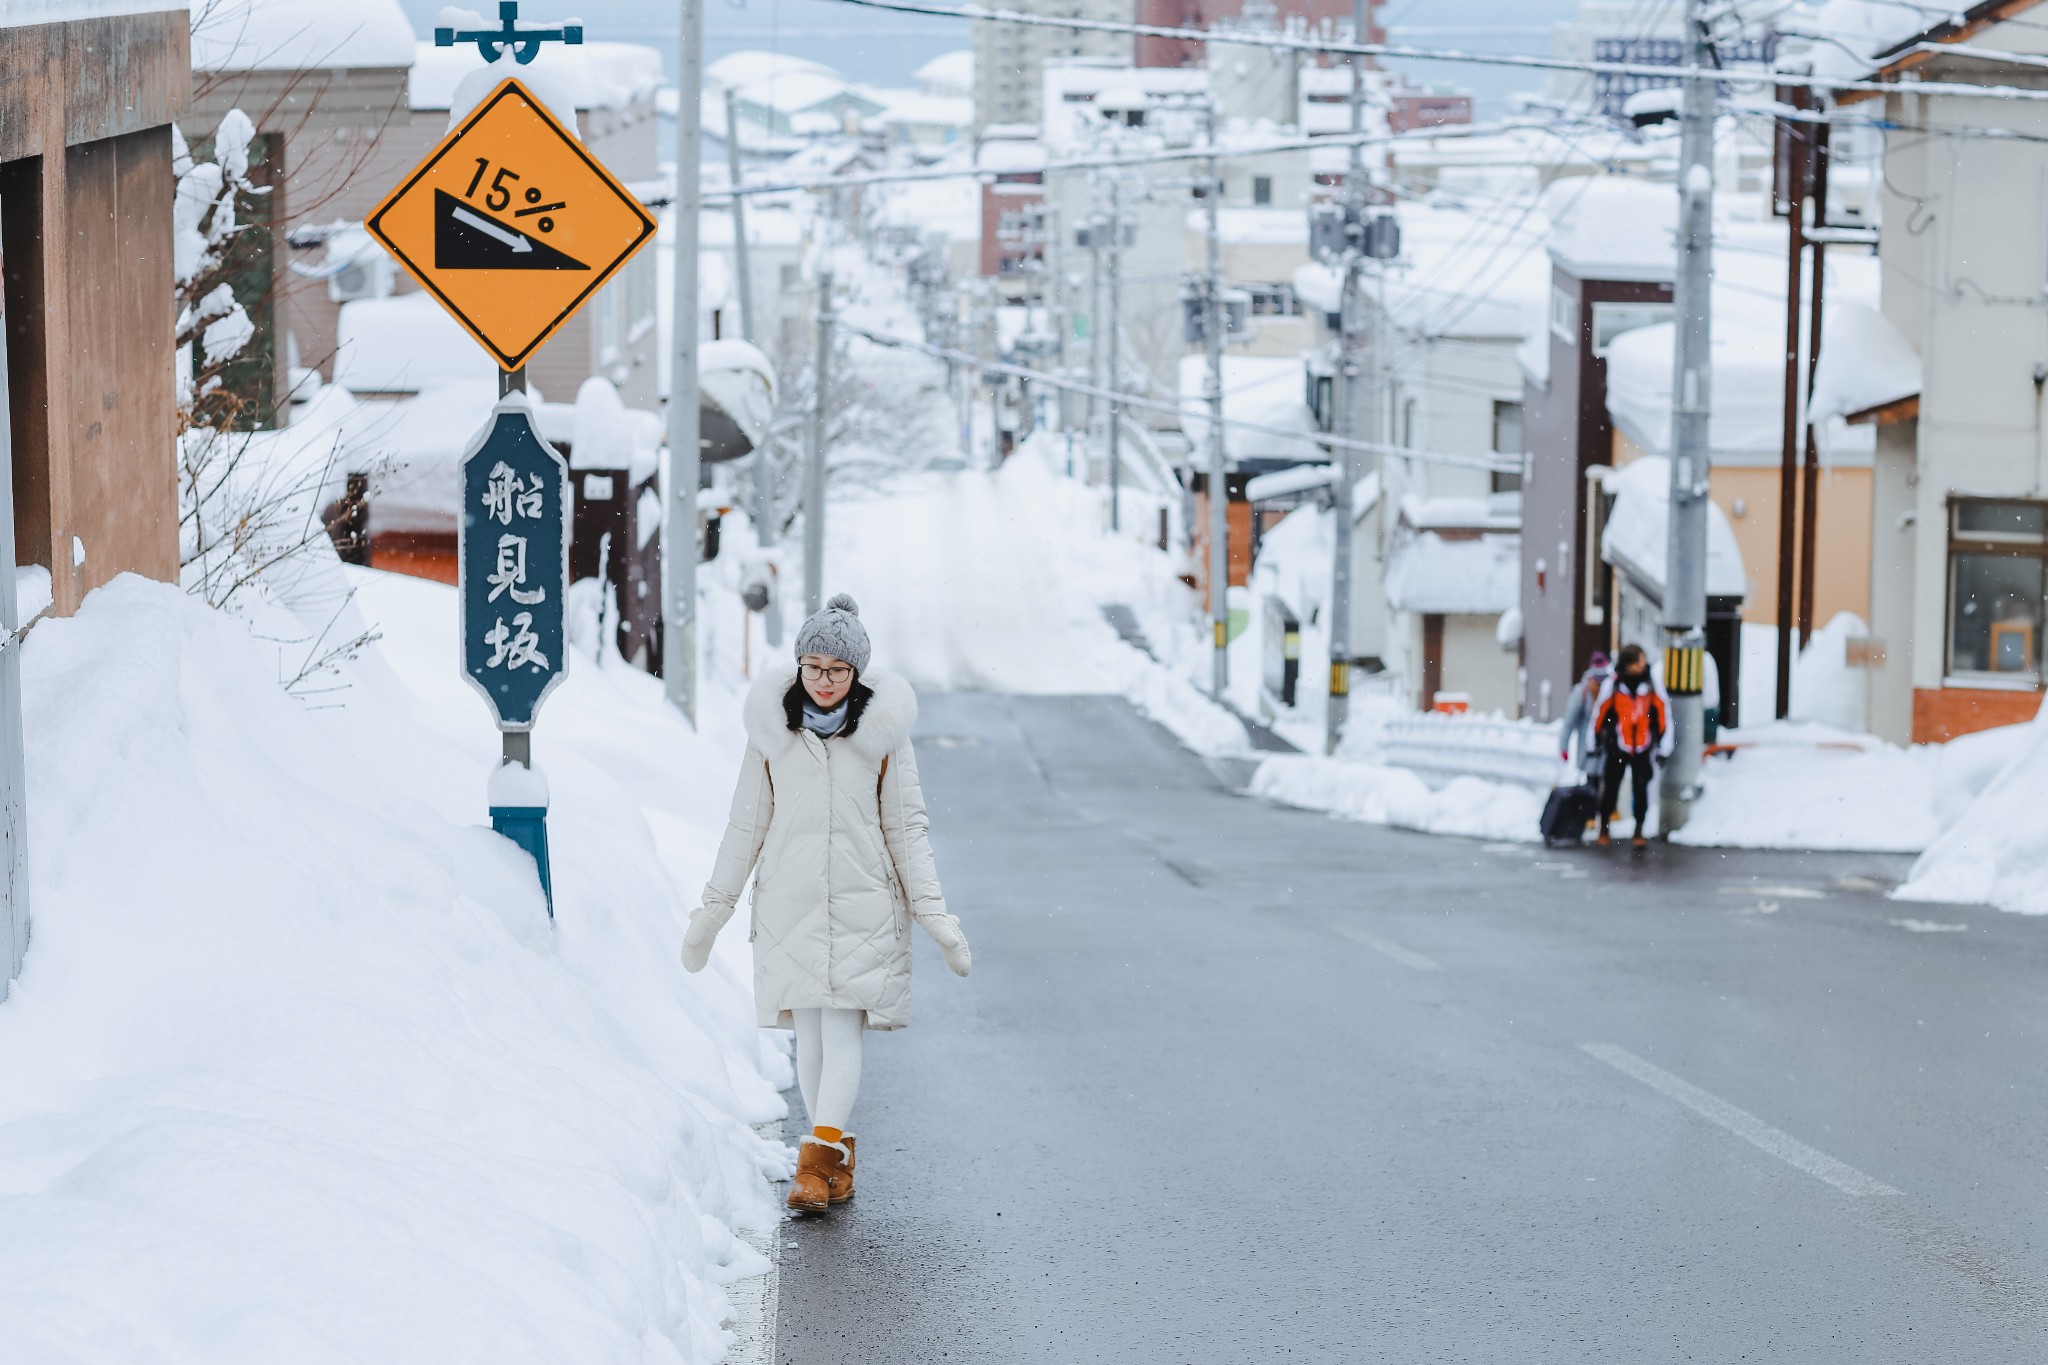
1804,0,1951,82
569,377,663,476
1384,528,1520,616
10,1,189,24
1543,176,1676,283
1294,197,1552,342
977,138,1047,173
875,169,981,242
709,50,841,91
1399,493,1519,534
869,90,974,130
915,50,974,97
191,0,412,72
1178,355,1323,464
410,40,666,112
700,341,777,453
334,292,495,394
1600,455,1748,601
1605,268,1879,462
1808,301,1922,423
1188,206,1307,245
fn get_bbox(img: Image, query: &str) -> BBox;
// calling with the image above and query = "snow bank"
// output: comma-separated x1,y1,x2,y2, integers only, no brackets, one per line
1673,723,1938,852
1898,700,2048,913
0,573,789,1361
1251,753,1546,843
190,0,412,72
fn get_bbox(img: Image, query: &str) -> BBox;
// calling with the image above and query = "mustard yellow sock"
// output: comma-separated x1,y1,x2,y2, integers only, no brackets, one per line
812,1126,844,1145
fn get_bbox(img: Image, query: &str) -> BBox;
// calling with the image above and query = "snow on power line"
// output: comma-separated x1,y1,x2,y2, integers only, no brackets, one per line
824,0,2048,104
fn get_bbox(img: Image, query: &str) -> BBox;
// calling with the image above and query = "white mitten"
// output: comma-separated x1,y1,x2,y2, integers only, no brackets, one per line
680,911,721,974
917,911,972,978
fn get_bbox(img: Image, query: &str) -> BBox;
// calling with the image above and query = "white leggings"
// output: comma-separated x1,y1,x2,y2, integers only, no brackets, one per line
791,1007,864,1133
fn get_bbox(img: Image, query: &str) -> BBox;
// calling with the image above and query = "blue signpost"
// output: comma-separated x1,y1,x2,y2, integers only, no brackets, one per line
460,401,569,915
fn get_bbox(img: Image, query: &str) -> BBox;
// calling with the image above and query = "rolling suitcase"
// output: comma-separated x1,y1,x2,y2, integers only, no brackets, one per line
1540,782,1601,847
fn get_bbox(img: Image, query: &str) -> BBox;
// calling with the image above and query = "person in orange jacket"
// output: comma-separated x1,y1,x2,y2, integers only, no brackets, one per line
1592,643,1673,849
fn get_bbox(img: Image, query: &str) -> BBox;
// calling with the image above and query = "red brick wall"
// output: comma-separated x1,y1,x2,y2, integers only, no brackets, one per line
1911,687,2044,744
1134,0,1376,67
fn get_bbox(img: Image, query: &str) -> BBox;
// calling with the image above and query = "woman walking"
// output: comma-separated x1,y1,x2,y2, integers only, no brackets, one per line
680,594,972,1213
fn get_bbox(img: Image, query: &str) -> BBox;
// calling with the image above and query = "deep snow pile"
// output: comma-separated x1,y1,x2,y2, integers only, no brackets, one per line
1896,705,2048,914
0,571,789,1362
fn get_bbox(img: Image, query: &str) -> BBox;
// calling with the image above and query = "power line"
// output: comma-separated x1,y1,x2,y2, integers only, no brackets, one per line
839,320,1519,474
822,0,2048,104
705,116,1573,201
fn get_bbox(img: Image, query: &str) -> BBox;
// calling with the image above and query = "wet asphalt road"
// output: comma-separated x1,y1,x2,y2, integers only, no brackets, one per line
775,694,2048,1363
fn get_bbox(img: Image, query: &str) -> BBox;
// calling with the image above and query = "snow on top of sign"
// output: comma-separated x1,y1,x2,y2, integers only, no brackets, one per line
1808,301,1922,423
334,292,498,395
189,0,412,72
412,39,666,118
1600,455,1748,601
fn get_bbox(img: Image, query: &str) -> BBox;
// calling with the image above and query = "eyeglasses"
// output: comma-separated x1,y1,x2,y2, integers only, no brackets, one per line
800,663,854,684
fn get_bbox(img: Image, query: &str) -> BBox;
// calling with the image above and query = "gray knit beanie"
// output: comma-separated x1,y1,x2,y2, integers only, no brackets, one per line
794,592,871,674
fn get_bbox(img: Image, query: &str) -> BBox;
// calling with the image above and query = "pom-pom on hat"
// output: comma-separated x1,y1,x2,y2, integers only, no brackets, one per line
794,593,872,674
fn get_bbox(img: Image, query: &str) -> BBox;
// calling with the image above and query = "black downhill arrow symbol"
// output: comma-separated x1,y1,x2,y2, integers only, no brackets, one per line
433,190,589,270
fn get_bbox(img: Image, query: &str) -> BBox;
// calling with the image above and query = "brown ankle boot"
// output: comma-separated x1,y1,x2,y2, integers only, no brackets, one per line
787,1136,850,1213
828,1135,857,1205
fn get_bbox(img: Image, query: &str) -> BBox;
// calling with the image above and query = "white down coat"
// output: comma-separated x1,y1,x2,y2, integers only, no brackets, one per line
698,665,950,1030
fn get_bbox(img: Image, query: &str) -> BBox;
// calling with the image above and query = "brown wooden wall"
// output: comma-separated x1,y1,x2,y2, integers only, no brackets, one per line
0,11,186,615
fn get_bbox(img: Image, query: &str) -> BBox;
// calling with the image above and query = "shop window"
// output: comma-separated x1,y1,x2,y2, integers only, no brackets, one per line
1947,499,2047,680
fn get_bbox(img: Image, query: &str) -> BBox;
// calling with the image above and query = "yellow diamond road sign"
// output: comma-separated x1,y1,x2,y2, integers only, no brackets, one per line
366,77,657,371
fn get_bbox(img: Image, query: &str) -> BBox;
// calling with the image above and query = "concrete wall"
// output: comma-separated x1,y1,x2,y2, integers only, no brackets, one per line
1,9,187,616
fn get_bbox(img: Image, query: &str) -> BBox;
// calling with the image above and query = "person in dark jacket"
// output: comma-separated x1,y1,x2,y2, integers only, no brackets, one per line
1592,644,1673,849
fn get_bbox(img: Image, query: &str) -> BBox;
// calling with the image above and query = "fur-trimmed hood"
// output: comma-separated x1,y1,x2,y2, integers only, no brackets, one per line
743,665,918,763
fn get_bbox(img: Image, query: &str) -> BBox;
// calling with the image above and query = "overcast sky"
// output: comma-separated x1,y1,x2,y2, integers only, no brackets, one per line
401,0,1587,112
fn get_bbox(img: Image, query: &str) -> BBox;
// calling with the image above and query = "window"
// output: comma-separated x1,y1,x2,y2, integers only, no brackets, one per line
1591,301,1674,355
1491,399,1524,493
1253,176,1272,206
1948,499,2047,679
1245,283,1296,316
1550,286,1575,344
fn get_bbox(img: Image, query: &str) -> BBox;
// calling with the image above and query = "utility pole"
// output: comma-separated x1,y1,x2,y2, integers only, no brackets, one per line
1325,0,1368,755
804,269,835,616
1106,176,1124,531
1660,0,1715,833
1087,178,1104,459
665,0,704,723
723,87,771,553
1202,102,1229,699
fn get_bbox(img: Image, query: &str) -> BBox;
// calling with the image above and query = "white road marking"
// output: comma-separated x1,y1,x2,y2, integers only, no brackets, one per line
721,1121,784,1364
1581,1044,1900,1199
1332,923,1443,972
1717,884,1825,900
1890,917,1968,933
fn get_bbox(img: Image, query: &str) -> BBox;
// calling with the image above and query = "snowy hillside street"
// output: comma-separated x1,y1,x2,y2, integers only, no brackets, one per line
12,0,2048,1359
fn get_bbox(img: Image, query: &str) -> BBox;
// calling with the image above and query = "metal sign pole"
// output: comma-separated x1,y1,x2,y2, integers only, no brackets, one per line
0,284,28,992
